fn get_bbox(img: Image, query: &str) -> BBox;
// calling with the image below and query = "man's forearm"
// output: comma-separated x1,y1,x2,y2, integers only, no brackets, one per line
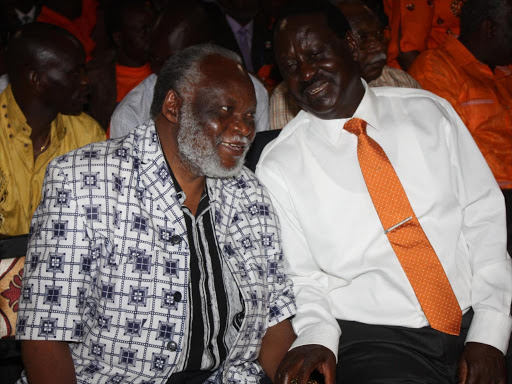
258,319,297,382
21,340,76,384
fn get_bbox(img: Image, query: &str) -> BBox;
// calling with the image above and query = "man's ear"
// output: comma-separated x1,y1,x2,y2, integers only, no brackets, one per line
345,30,360,63
161,90,182,124
28,69,45,95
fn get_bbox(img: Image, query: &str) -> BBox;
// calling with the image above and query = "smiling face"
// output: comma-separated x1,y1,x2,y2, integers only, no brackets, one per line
177,55,256,178
275,12,363,119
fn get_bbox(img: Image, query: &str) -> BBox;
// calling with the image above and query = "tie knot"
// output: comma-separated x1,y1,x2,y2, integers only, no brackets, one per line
344,118,367,136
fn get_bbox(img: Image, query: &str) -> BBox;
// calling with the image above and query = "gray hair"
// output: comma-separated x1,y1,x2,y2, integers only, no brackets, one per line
150,43,242,118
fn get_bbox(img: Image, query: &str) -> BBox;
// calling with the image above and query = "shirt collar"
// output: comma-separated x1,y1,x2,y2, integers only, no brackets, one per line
225,14,254,36
307,79,380,146
4,84,66,141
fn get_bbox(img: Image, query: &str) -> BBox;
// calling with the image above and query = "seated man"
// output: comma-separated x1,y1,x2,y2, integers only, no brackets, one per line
109,3,270,138
256,1,511,383
409,0,512,255
269,2,420,131
16,44,296,383
0,23,105,237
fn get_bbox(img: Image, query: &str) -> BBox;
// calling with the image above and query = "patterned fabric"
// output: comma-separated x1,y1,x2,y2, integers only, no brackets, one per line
0,257,24,338
269,66,421,130
16,120,296,383
344,117,461,335
176,188,243,373
0,85,106,236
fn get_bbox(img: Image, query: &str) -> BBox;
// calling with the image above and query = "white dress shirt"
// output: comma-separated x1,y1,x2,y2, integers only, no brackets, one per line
110,72,270,138
256,80,512,357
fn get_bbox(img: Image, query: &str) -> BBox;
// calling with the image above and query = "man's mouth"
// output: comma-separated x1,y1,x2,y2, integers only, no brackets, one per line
304,81,329,97
219,139,250,157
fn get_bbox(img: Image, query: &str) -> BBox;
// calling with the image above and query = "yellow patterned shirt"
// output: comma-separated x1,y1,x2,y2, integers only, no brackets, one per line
0,85,105,236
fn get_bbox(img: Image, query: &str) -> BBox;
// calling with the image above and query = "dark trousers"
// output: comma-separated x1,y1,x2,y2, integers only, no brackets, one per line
336,312,473,384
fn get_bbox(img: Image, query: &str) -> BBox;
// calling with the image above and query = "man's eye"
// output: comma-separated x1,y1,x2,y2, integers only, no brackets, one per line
286,62,297,72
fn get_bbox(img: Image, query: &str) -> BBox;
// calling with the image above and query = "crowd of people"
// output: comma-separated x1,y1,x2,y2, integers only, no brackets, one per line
0,0,510,383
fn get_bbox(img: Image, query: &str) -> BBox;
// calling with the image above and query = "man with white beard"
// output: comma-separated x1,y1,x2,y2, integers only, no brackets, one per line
16,44,296,384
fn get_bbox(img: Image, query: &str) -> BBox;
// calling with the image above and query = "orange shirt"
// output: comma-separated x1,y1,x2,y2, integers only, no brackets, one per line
115,63,152,103
37,0,98,61
409,36,512,188
384,0,462,68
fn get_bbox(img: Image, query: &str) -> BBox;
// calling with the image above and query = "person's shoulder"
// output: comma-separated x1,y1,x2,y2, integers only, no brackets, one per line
258,110,310,166
49,125,139,177
61,112,105,140
372,86,448,104
372,87,459,122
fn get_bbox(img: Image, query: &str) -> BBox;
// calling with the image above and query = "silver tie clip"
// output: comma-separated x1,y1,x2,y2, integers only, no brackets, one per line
384,216,412,234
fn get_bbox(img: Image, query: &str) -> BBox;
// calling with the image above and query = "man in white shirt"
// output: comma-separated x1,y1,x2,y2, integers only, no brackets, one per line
110,3,269,139
256,1,512,383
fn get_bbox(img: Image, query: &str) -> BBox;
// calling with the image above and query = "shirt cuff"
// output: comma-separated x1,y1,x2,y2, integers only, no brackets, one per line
289,322,341,362
466,309,512,354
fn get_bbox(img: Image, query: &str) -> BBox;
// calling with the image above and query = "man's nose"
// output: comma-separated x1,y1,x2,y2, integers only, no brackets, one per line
230,117,254,138
299,60,316,82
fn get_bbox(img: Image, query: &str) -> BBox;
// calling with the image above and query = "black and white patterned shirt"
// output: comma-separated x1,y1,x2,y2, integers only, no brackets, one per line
16,121,296,383
167,168,244,381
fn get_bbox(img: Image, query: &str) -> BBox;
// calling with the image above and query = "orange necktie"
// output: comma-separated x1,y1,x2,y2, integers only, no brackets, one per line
344,118,461,335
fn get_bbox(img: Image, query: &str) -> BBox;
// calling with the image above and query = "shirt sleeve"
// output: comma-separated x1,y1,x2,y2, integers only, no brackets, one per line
259,185,297,328
16,160,94,342
256,161,342,359
441,98,512,353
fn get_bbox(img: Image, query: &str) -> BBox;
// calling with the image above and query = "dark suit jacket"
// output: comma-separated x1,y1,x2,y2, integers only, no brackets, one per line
203,1,267,73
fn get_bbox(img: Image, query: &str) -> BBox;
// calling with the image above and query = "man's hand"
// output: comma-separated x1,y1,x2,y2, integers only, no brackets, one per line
458,342,506,384
274,344,336,384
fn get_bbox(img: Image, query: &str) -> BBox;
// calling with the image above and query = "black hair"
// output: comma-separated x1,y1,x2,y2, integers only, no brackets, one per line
274,0,352,41
7,22,81,83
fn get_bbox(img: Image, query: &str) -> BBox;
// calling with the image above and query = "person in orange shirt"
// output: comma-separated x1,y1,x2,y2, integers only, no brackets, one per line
108,0,153,103
87,0,153,131
384,0,465,70
36,0,98,62
409,0,512,255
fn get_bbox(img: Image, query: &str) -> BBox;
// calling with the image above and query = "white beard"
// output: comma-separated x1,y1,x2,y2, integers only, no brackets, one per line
176,103,250,178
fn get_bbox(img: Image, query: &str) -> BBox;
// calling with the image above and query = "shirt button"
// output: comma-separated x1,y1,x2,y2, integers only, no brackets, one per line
167,341,178,351
173,291,182,302
9,134,13,139
170,235,181,245
24,143,28,148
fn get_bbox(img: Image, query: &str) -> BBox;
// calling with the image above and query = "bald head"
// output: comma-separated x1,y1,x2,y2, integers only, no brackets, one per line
149,3,214,74
7,23,89,116
7,22,84,87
